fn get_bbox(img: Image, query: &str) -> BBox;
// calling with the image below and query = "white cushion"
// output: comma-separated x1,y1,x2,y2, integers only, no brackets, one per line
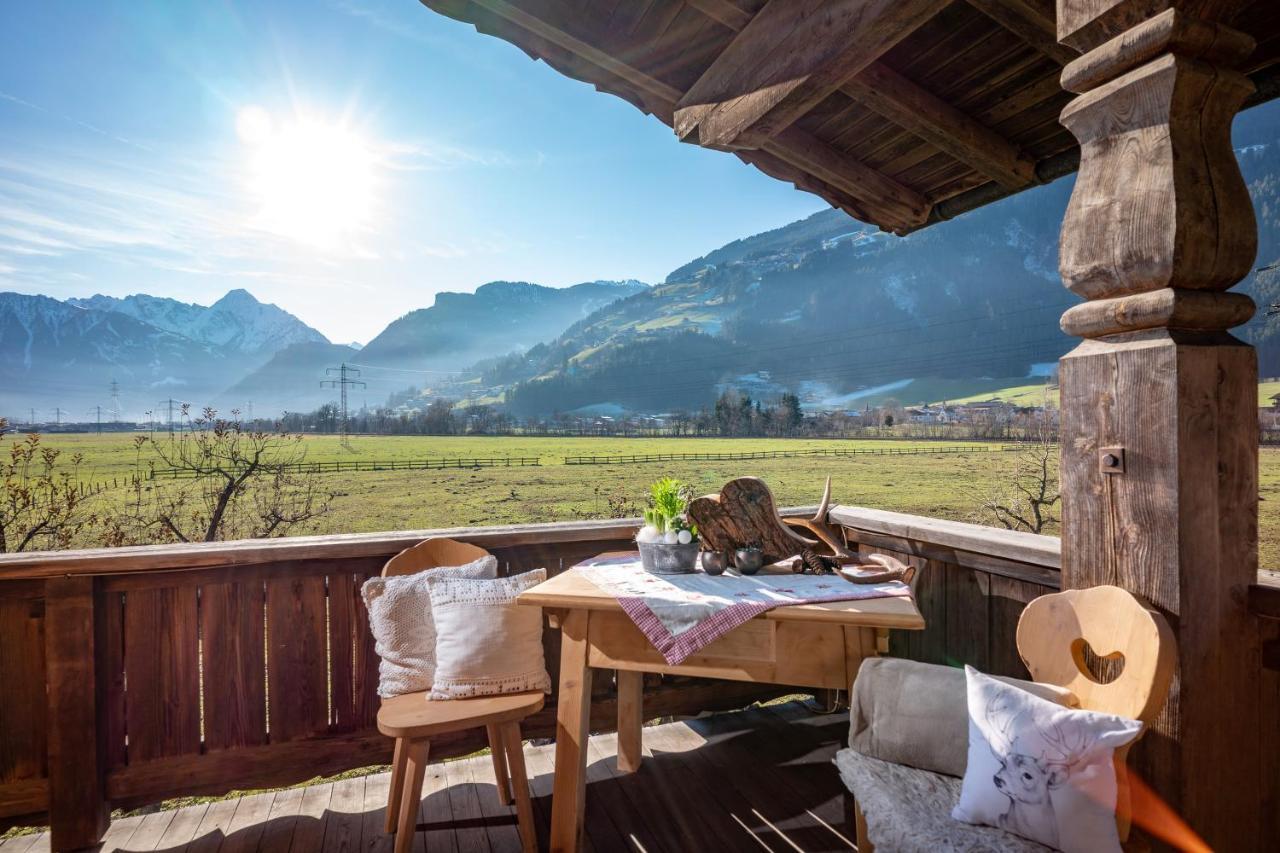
835,748,1052,853
427,569,552,700
952,666,1143,853
849,657,1078,778
360,555,497,698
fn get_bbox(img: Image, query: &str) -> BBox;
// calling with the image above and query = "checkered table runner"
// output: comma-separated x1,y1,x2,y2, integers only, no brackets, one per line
575,553,910,665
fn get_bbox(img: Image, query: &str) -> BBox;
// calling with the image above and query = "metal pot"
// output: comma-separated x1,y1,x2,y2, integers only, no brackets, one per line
638,539,700,574
700,549,728,576
734,547,765,575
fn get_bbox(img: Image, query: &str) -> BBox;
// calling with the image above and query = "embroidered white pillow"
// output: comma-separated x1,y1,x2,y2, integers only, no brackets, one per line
952,665,1143,853
360,555,497,698
427,569,551,700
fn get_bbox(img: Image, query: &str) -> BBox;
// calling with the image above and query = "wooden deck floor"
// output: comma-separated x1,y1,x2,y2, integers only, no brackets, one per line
2,701,856,853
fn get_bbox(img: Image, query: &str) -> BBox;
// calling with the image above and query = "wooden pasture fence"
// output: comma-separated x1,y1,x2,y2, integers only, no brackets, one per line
563,444,1028,465
147,456,541,478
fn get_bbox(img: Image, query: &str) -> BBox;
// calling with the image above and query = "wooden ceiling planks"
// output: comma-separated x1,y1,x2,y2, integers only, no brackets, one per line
417,0,1280,234
673,0,950,151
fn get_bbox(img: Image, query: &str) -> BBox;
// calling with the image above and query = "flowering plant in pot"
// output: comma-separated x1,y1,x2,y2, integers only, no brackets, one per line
636,477,700,573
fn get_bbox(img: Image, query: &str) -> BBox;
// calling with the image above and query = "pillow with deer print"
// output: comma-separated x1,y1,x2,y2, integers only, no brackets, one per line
952,666,1142,853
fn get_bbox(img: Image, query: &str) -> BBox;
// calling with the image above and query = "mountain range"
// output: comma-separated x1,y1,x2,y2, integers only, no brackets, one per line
0,281,647,418
4,100,1279,422
483,101,1280,416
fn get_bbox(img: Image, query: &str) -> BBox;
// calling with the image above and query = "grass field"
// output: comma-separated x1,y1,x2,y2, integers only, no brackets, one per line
19,432,1280,566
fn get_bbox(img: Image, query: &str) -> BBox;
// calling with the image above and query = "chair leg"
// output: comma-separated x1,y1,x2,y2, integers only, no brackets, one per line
395,738,430,853
854,798,873,853
487,723,513,805
500,721,538,853
385,737,408,834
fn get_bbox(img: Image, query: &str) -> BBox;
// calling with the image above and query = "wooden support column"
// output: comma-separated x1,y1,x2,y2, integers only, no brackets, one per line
1055,2,1263,848
44,575,109,850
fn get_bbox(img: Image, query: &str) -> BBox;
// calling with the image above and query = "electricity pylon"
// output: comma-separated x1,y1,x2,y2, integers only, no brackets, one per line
321,363,366,447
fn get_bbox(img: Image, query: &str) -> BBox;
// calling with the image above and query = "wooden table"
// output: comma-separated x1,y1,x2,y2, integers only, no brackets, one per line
518,558,926,853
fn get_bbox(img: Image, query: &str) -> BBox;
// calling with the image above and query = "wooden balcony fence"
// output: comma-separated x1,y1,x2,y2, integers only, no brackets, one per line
2,508,1276,850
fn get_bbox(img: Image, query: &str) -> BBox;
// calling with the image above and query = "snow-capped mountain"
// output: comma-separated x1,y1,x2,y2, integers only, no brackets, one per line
68,289,328,355
0,292,231,414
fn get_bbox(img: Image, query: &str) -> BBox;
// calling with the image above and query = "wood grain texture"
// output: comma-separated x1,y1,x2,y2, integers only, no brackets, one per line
968,0,1078,64
687,477,817,564
830,504,1061,569
1057,3,1265,846
43,576,108,849
0,594,46,804
548,608,592,853
674,0,948,149
0,518,645,578
266,575,329,743
945,564,991,672
202,581,267,751
123,586,201,763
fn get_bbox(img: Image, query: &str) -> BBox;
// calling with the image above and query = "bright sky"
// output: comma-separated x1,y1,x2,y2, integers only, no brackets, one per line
0,1,828,342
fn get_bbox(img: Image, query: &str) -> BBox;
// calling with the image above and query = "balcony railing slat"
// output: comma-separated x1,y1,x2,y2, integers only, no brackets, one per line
123,587,202,764
202,580,268,751
267,576,330,744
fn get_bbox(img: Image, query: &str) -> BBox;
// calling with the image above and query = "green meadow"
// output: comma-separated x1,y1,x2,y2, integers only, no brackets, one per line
16,432,1280,567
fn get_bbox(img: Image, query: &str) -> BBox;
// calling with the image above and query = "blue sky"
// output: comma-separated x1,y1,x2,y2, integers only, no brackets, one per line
0,0,829,341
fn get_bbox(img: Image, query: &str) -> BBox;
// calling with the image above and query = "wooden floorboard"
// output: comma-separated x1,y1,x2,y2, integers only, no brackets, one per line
0,701,851,853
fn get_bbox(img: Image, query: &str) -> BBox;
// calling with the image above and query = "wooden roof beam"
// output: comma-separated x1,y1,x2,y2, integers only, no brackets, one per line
687,0,1037,191
461,0,929,230
841,65,1037,189
674,0,950,151
762,130,929,231
965,0,1080,66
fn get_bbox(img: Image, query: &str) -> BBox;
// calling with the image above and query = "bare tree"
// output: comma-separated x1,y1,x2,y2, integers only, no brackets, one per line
0,419,95,552
107,407,333,544
971,419,1060,534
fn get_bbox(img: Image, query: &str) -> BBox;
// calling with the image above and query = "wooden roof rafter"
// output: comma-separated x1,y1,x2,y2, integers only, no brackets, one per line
684,1,1040,191
458,0,932,231
420,0,1280,233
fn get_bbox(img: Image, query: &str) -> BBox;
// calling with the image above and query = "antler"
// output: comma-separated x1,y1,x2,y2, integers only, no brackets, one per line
1039,720,1090,769
812,476,832,523
985,691,1024,756
781,477,853,558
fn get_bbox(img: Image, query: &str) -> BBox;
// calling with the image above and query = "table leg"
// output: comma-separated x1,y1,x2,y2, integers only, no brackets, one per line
842,625,878,692
550,608,593,853
616,669,643,773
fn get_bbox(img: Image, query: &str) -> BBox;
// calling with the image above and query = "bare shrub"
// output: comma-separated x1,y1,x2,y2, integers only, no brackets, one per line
104,407,333,545
970,419,1059,534
0,418,96,552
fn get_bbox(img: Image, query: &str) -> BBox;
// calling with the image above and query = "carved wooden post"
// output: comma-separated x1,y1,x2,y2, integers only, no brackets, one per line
1055,1,1262,848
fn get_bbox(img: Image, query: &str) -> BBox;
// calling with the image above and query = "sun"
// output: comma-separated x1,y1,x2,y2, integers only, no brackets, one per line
237,106,376,247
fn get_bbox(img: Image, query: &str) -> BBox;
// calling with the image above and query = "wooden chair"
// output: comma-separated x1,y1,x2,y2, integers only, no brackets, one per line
377,537,543,853
843,585,1175,852
1014,585,1176,843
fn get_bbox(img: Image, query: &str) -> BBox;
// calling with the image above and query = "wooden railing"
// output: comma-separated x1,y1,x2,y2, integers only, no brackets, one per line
0,518,791,848
829,506,1061,679
0,506,1071,849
